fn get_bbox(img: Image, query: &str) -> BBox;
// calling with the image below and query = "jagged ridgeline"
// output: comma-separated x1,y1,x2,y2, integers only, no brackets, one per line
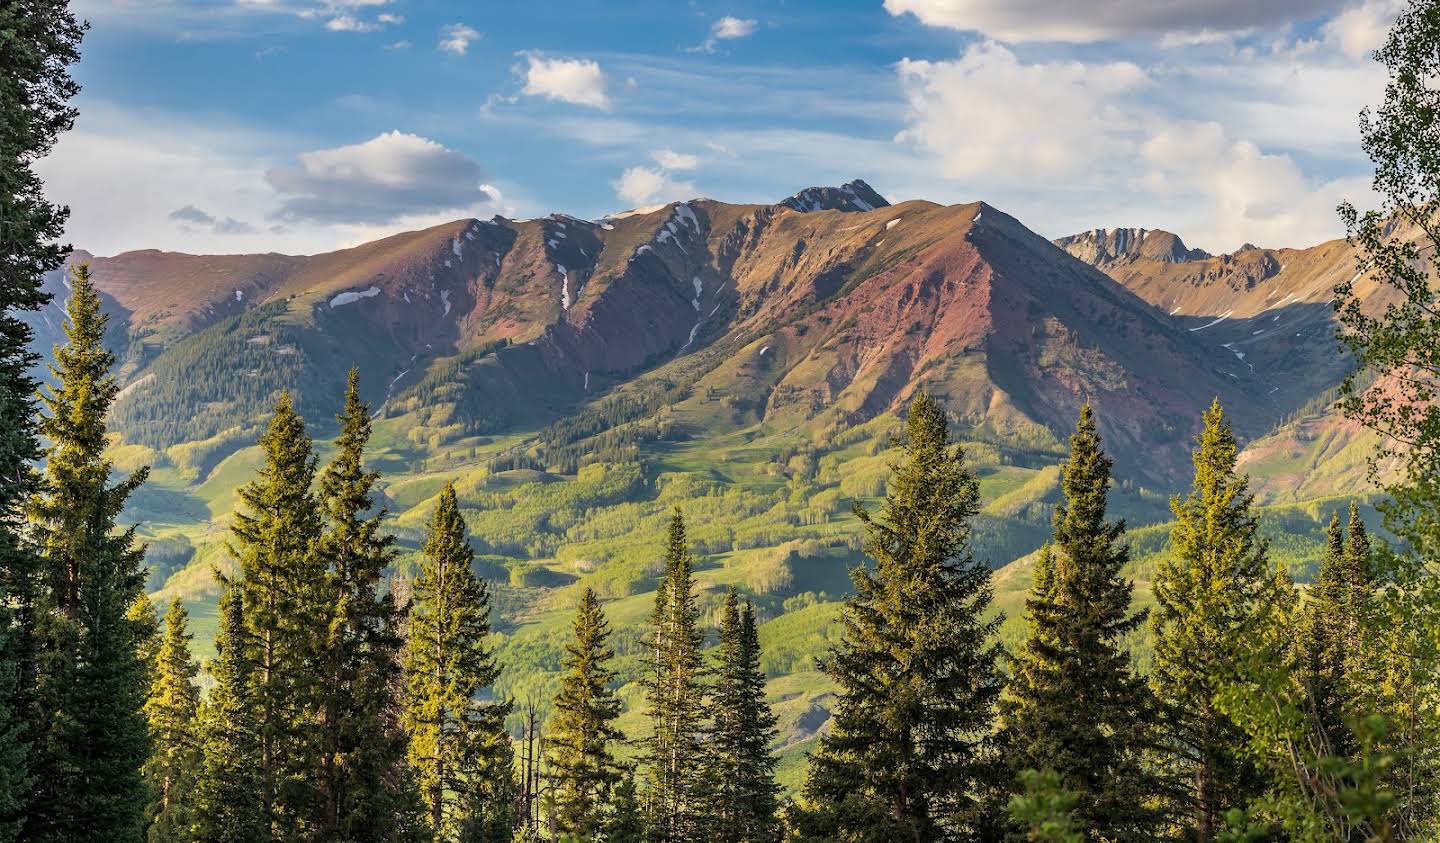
19,178,1404,802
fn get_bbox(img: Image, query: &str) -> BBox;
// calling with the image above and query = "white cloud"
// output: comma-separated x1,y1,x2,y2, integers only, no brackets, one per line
325,14,378,32
714,16,759,39
883,0,1343,43
613,166,697,206
691,15,759,53
896,43,1148,180
520,55,610,109
376,12,402,24
652,148,699,171
438,23,480,55
893,39,1377,250
266,130,500,225
1321,0,1403,58
36,102,523,256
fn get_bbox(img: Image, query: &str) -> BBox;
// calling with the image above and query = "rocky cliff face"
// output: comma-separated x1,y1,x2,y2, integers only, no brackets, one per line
1055,227,1210,266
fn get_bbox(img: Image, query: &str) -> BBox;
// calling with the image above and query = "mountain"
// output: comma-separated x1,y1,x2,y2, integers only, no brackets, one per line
1054,221,1412,504
25,181,1386,791
1055,227,1210,265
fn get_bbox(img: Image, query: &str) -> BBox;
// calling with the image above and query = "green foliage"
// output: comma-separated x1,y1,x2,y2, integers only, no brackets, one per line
27,265,152,842
1007,770,1082,843
705,589,780,843
1149,400,1275,840
403,482,513,842
315,370,421,840
800,393,1004,840
194,585,265,841
641,509,710,842
1336,0,1440,561
546,587,624,839
0,7,85,832
999,406,1160,840
143,600,201,842
228,391,330,832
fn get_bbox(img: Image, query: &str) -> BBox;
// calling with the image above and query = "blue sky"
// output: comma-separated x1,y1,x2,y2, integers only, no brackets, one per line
43,0,1401,256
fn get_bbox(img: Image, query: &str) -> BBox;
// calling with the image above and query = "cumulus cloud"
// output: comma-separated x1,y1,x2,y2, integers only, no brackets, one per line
1321,0,1404,57
883,0,1343,43
652,148,699,171
893,39,1376,250
438,23,480,55
612,167,697,207
266,131,500,225
691,15,759,52
520,55,610,109
896,43,1148,180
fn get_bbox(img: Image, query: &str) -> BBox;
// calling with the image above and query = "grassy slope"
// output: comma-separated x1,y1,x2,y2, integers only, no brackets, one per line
120,361,1380,794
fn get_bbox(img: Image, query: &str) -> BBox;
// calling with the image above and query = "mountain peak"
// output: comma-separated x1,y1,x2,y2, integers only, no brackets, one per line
1054,227,1209,266
780,179,890,213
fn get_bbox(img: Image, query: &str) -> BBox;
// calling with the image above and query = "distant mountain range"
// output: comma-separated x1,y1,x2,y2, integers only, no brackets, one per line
28,178,1390,489
26,180,1398,787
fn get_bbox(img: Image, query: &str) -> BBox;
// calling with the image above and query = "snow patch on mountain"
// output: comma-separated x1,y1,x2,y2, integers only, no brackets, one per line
330,286,381,308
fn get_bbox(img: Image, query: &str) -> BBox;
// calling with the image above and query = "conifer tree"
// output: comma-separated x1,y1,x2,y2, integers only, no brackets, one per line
129,594,161,687
194,585,264,842
0,10,87,832
316,369,419,840
608,771,647,843
229,391,328,834
999,405,1159,840
27,263,151,841
1150,400,1274,841
642,508,709,842
1301,513,1351,756
707,588,779,843
546,586,623,839
143,599,201,842
800,392,1004,840
403,482,513,843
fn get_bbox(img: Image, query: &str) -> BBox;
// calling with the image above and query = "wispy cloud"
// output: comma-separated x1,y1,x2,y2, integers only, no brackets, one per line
690,15,759,53
438,23,481,55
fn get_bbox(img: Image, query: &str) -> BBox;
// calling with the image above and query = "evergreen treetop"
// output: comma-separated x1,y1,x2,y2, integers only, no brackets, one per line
546,586,624,840
642,508,709,843
801,391,1004,840
1000,404,1159,840
1150,399,1274,841
403,482,512,843
143,599,201,842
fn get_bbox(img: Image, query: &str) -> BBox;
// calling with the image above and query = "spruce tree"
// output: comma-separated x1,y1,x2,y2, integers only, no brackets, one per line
316,369,419,840
1149,400,1274,841
707,588,779,843
27,263,151,842
1301,512,1351,757
1,10,87,831
402,482,513,843
194,584,265,842
800,392,1004,840
642,508,709,842
608,771,647,843
229,391,328,834
546,586,623,839
143,599,201,842
999,405,1160,840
